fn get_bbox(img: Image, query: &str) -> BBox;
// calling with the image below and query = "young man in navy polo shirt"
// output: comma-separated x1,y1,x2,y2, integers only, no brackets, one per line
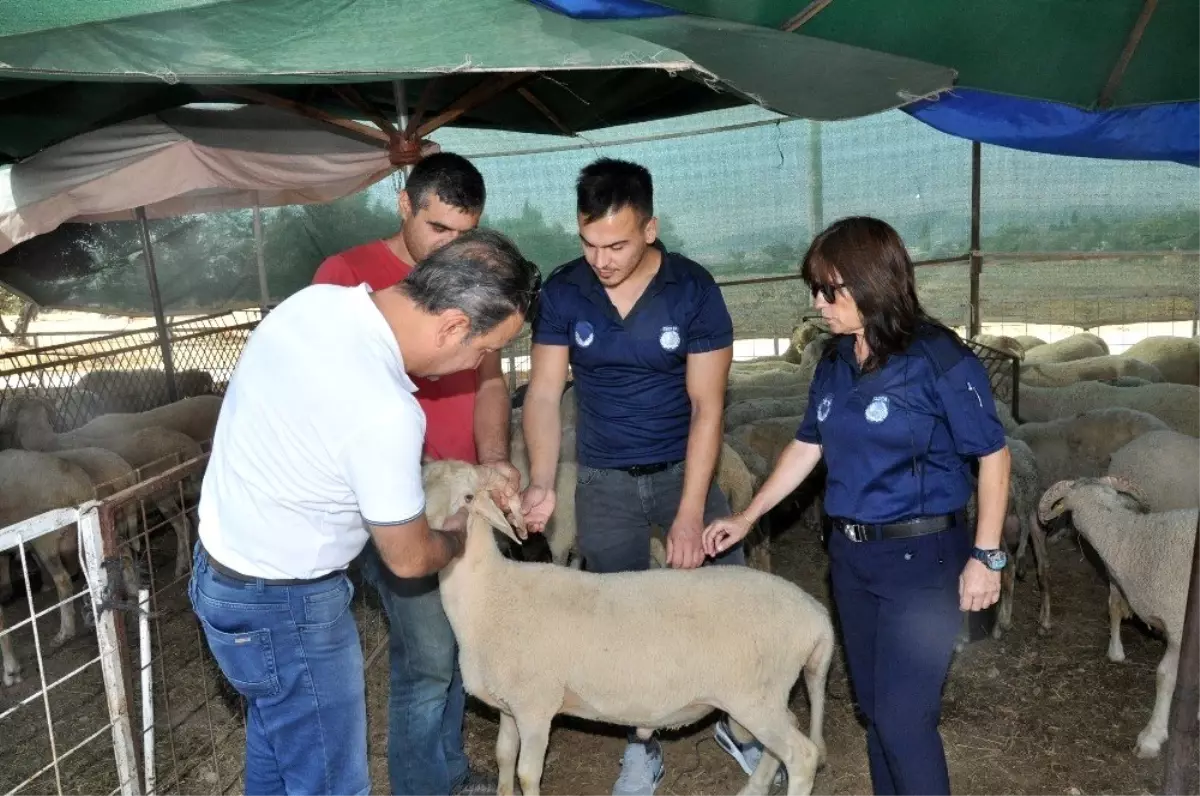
520,158,760,795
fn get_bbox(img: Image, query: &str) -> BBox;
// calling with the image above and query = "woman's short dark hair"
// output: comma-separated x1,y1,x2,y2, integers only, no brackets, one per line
398,228,541,338
801,216,947,373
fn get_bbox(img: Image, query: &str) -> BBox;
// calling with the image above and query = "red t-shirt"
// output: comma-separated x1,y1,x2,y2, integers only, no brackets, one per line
312,240,479,463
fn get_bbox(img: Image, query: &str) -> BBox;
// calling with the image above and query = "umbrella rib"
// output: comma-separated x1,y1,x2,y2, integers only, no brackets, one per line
1097,0,1158,108
781,0,835,32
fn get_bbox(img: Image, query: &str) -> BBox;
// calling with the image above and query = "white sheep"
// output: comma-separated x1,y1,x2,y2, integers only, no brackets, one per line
1022,332,1109,364
1017,381,1198,437
1011,407,1172,490
972,333,1025,361
725,396,809,431
426,461,833,796
3,397,200,577
1118,336,1199,386
1014,335,1047,352
1038,476,1197,758
1102,429,1200,663
1019,355,1163,388
68,394,223,445
0,450,96,663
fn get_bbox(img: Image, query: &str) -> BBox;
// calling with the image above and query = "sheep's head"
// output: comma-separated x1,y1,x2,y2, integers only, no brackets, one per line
1038,476,1149,523
421,460,526,542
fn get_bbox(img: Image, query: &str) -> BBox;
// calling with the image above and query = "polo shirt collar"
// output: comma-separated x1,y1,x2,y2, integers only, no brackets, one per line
565,239,678,303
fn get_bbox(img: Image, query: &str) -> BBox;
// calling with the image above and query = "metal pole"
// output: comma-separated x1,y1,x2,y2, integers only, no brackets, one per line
134,207,179,403
1163,522,1199,795
393,80,414,181
968,141,982,339
139,589,156,796
253,196,270,315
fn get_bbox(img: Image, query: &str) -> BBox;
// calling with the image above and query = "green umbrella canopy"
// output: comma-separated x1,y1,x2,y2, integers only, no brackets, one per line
650,0,1198,109
0,0,956,164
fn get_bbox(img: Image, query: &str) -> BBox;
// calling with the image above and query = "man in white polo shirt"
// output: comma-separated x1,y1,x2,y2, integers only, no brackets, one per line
188,228,539,796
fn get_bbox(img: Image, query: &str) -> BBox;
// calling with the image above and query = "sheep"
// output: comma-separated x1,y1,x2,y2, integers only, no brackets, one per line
1019,355,1163,388
1011,408,1172,490
725,396,809,431
1102,430,1200,663
1119,336,1200,386
425,460,834,796
72,368,216,415
1014,335,1047,352
1023,332,1109,364
781,322,827,365
960,438,1050,650
972,334,1025,361
0,450,97,661
67,394,223,446
2,397,201,577
1018,381,1199,437
1038,476,1197,758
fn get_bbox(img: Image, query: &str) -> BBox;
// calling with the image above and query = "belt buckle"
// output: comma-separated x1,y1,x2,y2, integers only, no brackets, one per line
843,523,867,543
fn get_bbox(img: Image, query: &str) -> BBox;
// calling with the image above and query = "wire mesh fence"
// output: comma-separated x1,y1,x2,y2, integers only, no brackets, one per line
0,506,137,796
0,310,259,432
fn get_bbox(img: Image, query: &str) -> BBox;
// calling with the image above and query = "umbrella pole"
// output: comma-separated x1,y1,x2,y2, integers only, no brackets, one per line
393,80,414,180
135,207,179,403
253,194,270,314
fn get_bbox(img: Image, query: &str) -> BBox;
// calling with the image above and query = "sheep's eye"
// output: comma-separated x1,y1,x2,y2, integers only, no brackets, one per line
464,494,474,503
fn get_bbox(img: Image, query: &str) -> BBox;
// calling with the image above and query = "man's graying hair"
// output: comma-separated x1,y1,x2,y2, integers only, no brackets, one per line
397,228,541,338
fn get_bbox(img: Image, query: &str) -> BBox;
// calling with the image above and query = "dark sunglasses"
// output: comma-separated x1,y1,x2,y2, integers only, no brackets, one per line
809,281,846,304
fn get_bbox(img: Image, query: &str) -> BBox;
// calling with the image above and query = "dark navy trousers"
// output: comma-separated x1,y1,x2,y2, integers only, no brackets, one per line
828,521,971,795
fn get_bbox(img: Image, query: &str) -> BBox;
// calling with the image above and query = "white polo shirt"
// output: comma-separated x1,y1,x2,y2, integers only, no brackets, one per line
197,283,426,580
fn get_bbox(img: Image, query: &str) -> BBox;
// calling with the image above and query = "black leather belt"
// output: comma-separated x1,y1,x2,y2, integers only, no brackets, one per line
828,510,966,543
200,542,342,587
615,460,682,477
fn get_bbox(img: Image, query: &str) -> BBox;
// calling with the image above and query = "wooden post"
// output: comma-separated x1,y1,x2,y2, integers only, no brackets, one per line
135,207,179,403
1163,521,1199,795
968,141,982,339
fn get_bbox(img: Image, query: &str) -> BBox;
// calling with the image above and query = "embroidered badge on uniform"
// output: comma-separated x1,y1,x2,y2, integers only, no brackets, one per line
817,394,833,422
865,395,890,423
574,320,595,348
659,325,681,352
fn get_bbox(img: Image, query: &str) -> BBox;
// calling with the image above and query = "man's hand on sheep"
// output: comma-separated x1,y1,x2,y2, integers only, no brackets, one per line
701,513,753,558
520,485,556,534
958,558,1001,612
480,460,521,509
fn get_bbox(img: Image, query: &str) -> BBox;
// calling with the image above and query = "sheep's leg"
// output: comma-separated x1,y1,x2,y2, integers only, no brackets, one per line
802,632,832,767
151,494,192,579
1136,641,1179,758
513,713,552,796
1107,583,1131,663
730,708,819,796
496,712,519,796
0,605,20,686
993,559,1015,639
31,534,75,647
1028,511,1052,635
0,552,12,603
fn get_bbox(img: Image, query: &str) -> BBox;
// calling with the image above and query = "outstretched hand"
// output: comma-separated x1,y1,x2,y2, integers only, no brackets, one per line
702,514,753,558
520,485,556,535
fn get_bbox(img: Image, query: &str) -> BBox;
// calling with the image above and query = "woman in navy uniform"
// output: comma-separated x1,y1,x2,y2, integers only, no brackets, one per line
703,216,1011,795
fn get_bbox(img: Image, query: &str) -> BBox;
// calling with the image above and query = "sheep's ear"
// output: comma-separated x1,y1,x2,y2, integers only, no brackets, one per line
1037,479,1075,522
471,491,523,542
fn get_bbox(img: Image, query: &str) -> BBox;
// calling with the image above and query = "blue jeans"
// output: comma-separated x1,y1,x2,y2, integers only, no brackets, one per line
574,460,746,573
356,541,469,796
827,521,971,796
188,543,368,796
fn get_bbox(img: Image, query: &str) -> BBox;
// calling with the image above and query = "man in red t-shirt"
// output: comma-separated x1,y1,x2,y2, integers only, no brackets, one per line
313,152,512,796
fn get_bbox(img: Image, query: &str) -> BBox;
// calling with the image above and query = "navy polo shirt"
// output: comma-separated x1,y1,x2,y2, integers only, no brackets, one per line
532,243,734,469
795,324,1007,524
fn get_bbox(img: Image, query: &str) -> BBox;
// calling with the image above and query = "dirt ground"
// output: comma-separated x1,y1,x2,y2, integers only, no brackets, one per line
0,511,1174,795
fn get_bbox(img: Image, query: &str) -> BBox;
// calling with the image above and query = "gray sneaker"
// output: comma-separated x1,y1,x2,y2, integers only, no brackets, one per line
612,739,665,796
714,717,786,789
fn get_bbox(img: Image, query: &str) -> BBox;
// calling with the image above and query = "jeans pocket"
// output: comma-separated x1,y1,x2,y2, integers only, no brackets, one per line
576,465,604,485
198,618,280,699
301,578,353,629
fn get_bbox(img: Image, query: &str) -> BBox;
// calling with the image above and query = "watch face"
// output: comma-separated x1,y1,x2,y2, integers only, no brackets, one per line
977,549,1007,570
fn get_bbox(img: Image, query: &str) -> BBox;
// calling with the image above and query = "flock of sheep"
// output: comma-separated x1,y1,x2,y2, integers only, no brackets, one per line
0,325,1195,795
0,385,222,687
